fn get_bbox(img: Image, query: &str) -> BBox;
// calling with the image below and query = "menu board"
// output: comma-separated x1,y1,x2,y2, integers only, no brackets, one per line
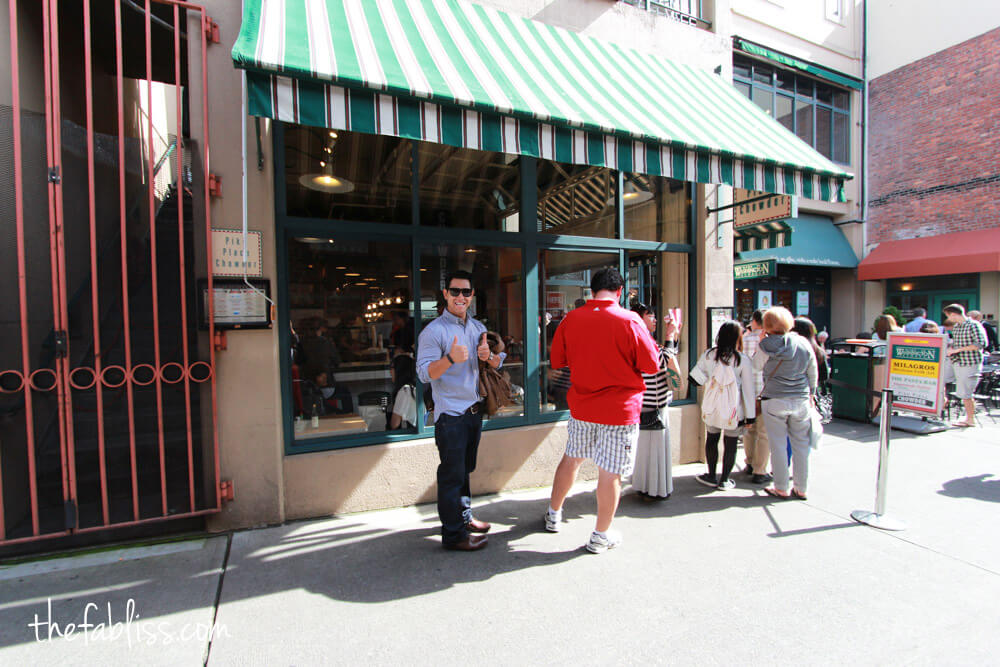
198,279,272,330
884,332,946,415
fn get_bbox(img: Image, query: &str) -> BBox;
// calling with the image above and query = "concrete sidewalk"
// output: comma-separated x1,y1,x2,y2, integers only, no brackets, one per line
1,418,998,665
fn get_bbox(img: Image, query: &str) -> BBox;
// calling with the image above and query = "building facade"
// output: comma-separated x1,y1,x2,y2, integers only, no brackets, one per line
859,2,1000,328
0,0,851,549
720,0,865,338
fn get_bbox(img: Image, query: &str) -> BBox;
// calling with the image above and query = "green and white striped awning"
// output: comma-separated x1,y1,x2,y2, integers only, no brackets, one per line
232,0,852,202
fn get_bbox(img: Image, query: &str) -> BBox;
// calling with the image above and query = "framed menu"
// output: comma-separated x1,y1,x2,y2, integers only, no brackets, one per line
198,278,272,330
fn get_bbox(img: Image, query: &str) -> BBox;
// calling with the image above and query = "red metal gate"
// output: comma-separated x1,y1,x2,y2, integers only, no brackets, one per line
1,0,222,546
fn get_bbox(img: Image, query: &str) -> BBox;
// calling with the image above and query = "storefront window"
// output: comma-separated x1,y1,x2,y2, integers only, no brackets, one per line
622,174,690,244
537,161,616,239
276,122,698,450
539,250,619,413
419,244,525,420
287,237,416,439
284,127,413,224
418,144,521,231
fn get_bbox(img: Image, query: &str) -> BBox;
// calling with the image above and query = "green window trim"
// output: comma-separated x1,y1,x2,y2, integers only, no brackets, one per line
733,38,864,91
733,54,852,167
274,122,698,455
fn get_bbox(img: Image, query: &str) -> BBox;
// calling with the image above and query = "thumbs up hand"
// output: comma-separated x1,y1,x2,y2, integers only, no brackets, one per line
477,333,491,361
449,335,469,364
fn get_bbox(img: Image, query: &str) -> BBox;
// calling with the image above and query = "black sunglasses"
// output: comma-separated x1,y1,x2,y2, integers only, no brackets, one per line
447,287,473,297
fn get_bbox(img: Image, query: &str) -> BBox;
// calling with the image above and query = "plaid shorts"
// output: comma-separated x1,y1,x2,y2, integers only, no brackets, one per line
565,417,640,476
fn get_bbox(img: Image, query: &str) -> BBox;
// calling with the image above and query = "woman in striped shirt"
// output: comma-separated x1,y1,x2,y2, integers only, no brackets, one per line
630,303,681,501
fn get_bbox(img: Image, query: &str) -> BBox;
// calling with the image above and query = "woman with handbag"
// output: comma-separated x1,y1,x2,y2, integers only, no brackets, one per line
630,304,682,501
755,307,818,500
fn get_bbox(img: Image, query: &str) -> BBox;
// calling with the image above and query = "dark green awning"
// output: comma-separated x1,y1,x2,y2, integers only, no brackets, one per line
734,38,864,91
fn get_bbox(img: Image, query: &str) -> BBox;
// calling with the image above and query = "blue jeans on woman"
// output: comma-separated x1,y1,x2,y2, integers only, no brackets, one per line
433,409,483,544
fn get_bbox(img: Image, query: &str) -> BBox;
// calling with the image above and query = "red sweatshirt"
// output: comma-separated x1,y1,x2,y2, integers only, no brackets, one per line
550,300,660,425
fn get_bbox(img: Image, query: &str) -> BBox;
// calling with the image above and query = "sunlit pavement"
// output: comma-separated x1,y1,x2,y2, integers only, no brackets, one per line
2,416,998,665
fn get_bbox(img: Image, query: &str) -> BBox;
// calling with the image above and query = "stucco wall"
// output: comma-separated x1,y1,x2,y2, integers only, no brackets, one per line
868,0,1000,80
282,403,702,519
203,0,284,531
980,273,999,322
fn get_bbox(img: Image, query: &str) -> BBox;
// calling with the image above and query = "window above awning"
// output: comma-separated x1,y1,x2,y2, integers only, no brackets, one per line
232,0,852,202
858,228,1000,281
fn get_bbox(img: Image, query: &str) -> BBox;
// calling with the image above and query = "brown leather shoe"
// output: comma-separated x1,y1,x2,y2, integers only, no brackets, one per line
442,534,488,551
465,518,491,534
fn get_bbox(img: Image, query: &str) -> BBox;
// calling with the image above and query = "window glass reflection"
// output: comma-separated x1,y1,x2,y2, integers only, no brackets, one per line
539,250,619,413
420,245,525,420
287,237,416,439
537,161,616,239
284,127,413,224
418,144,521,231
622,174,690,243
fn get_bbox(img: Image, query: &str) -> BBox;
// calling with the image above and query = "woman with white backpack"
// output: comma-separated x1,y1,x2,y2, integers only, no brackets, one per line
689,321,756,491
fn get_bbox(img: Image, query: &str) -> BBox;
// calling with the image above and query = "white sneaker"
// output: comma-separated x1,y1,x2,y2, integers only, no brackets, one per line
586,530,623,554
716,478,736,491
544,511,562,532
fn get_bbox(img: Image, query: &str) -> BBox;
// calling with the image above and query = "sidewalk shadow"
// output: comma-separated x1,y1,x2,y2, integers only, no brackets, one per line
938,474,1000,503
221,494,593,606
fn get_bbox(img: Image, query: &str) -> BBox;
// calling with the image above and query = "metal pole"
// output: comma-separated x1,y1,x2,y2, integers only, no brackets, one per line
851,389,906,531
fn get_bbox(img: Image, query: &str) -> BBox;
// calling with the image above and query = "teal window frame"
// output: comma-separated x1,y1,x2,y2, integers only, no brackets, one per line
733,54,852,166
274,122,698,455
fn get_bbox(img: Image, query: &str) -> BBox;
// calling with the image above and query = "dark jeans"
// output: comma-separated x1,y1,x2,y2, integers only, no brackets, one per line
434,410,483,544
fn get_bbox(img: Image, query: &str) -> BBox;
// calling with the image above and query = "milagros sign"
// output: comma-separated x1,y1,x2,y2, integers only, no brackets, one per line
884,332,947,415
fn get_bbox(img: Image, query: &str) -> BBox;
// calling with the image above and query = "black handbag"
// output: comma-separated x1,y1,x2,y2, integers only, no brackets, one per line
638,409,665,431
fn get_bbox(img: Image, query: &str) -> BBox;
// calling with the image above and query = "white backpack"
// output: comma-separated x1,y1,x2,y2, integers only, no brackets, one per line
701,360,740,430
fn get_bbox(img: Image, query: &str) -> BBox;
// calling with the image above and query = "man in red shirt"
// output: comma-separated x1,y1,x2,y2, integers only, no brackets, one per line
543,268,660,553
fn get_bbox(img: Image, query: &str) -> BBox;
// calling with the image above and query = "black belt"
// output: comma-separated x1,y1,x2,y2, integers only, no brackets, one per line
465,403,481,415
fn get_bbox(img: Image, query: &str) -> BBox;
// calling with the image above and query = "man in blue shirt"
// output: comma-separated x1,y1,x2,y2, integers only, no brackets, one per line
903,307,930,333
417,271,502,551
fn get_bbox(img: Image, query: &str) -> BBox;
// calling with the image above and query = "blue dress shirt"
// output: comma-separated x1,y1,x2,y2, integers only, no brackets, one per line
417,310,488,422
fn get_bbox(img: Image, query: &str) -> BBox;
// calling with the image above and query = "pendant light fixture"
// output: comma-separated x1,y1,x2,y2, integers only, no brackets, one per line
300,132,355,193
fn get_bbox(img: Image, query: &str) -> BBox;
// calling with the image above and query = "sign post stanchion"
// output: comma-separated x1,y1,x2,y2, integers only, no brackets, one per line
851,388,906,531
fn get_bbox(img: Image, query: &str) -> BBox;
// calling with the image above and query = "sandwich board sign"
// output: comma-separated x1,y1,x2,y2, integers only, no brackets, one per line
884,332,947,416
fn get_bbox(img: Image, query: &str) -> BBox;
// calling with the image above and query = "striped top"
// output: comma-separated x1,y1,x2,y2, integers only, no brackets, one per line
232,0,851,201
641,346,677,411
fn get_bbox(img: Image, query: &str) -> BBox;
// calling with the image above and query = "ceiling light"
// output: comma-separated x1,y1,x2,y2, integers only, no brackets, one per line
335,266,347,270
465,248,477,253
354,282,367,286
299,173,355,194
420,268,428,272
394,274,408,279
345,272,360,277
396,297,403,304
613,181,654,207
329,131,338,139
364,277,376,281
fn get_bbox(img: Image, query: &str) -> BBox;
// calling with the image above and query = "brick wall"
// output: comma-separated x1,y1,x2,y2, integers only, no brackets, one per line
867,27,1000,244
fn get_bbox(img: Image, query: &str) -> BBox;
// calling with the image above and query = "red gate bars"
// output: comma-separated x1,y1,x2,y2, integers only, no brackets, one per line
1,0,223,546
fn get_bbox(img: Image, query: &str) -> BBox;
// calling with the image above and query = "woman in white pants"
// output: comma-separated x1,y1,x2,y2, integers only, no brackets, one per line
630,304,681,501
754,307,818,500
